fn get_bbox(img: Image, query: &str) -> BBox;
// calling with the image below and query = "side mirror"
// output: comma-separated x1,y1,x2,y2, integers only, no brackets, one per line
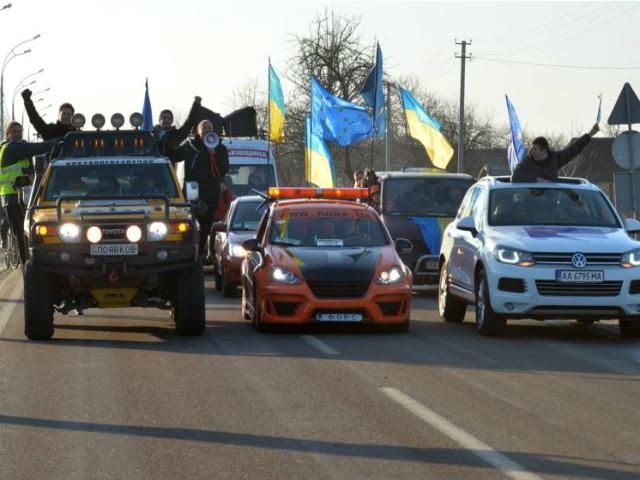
21,185,33,205
242,238,261,252
625,218,640,234
186,181,199,202
457,216,477,234
211,221,226,233
394,238,413,253
13,175,31,188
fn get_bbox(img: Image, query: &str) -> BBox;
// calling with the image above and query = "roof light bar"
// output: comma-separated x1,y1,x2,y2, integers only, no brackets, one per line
268,187,369,200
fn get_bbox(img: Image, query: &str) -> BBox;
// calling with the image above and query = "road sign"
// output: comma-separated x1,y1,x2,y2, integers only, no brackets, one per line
608,83,640,125
612,130,640,169
613,171,640,215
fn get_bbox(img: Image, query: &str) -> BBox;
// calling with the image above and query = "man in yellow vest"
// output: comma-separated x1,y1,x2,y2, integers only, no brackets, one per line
0,121,55,264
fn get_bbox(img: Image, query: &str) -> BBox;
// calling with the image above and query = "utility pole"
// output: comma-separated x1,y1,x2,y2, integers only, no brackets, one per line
455,39,472,174
385,81,391,171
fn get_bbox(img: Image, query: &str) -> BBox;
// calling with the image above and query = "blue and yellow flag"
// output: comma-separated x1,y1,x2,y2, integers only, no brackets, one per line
305,115,336,188
400,87,453,169
360,43,385,138
269,64,286,143
311,75,372,147
142,78,153,131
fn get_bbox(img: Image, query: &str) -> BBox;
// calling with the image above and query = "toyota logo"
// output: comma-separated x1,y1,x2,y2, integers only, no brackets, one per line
571,253,587,268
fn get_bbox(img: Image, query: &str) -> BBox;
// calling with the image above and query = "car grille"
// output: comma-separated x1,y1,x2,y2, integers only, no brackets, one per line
535,280,622,296
498,277,526,293
95,224,141,242
629,280,640,295
307,280,370,298
532,252,622,265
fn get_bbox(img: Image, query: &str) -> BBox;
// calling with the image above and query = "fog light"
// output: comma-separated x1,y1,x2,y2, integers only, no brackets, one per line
86,226,102,243
157,250,168,260
505,303,514,311
60,252,71,262
126,225,142,242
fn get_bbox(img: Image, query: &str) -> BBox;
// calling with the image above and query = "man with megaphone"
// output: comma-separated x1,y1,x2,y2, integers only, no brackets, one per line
176,119,229,255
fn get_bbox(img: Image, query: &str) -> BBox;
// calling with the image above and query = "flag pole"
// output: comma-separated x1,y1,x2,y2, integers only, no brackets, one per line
368,42,378,172
309,78,313,186
267,58,272,187
385,80,390,171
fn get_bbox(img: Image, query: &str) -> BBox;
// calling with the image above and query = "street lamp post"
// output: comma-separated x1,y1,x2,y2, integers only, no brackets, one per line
11,67,44,120
0,34,41,140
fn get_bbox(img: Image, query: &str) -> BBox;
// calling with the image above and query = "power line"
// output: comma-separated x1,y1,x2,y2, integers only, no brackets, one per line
474,56,640,70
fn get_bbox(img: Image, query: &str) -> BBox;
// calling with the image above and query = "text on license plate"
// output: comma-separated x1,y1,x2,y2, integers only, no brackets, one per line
315,313,363,322
90,244,139,256
556,270,604,283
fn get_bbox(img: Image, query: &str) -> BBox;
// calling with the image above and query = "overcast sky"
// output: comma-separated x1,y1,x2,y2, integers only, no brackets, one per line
2,0,639,139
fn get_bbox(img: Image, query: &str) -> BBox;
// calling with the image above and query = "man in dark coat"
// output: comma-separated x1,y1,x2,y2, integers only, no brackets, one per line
176,119,229,255
21,89,76,140
512,123,600,182
152,96,202,163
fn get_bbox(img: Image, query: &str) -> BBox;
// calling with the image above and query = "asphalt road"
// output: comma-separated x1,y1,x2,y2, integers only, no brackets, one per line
1,267,639,479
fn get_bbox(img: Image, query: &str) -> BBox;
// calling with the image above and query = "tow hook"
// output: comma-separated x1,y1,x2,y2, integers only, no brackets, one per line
107,270,119,284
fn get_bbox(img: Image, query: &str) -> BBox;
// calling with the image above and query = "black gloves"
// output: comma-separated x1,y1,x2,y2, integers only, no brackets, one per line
21,89,32,101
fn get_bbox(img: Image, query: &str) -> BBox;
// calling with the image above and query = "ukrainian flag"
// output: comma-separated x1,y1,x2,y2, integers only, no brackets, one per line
269,64,286,143
305,115,336,188
400,87,454,169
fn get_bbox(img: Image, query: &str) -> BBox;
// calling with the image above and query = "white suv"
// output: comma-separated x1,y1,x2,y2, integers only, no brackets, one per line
438,176,640,337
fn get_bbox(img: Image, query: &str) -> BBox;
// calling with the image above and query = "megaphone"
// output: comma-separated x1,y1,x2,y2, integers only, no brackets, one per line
203,132,220,149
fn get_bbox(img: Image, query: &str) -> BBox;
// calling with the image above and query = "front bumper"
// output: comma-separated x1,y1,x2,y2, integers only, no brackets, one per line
257,281,412,325
30,242,198,278
485,257,640,319
399,252,439,285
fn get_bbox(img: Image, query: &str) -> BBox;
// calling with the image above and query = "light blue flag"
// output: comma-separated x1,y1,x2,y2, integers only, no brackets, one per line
360,43,385,138
311,75,372,147
142,78,153,131
505,95,525,172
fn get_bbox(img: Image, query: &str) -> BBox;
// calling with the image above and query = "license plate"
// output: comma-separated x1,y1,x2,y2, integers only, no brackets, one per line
90,244,139,256
424,259,439,271
556,270,604,283
315,313,363,322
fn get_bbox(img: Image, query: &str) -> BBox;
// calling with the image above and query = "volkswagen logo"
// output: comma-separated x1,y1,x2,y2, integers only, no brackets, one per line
571,253,587,268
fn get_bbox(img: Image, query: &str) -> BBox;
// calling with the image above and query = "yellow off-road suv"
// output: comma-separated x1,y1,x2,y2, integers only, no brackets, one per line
23,114,205,340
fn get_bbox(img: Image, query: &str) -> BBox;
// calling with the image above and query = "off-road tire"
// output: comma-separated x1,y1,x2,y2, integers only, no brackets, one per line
174,259,206,336
475,268,507,336
220,272,236,298
438,261,466,323
619,318,640,338
24,261,54,340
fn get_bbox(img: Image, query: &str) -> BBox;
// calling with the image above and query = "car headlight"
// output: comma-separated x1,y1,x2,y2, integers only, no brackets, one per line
494,246,535,266
147,222,168,241
376,265,405,285
230,243,246,258
86,226,102,243
58,223,81,243
126,225,143,243
621,249,640,268
272,266,302,284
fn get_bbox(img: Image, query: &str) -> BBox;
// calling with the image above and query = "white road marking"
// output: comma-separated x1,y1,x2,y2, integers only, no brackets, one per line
381,387,543,480
299,335,339,356
0,270,23,335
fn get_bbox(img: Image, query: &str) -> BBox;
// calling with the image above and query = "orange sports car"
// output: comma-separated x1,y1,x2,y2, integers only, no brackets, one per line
240,188,412,331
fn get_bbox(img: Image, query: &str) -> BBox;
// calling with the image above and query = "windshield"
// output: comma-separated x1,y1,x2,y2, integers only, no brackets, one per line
224,165,275,197
269,208,388,248
382,178,472,216
230,201,266,231
44,160,179,200
489,188,620,227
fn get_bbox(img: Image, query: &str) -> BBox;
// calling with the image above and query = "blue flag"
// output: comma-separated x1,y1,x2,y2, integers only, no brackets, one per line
596,94,602,123
360,43,385,138
311,75,372,146
505,95,525,172
142,78,153,131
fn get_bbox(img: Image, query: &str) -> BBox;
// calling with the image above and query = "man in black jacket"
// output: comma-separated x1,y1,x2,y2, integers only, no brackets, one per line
512,123,600,182
176,119,229,255
152,96,202,163
0,121,55,263
22,89,76,140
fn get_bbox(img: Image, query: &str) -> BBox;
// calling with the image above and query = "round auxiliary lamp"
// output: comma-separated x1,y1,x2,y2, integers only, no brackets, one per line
129,112,144,129
111,113,125,130
71,113,85,129
91,113,106,130
203,131,220,149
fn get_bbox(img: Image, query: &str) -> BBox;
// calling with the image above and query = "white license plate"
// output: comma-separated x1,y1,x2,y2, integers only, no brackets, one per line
556,270,604,283
315,313,363,322
90,244,139,256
